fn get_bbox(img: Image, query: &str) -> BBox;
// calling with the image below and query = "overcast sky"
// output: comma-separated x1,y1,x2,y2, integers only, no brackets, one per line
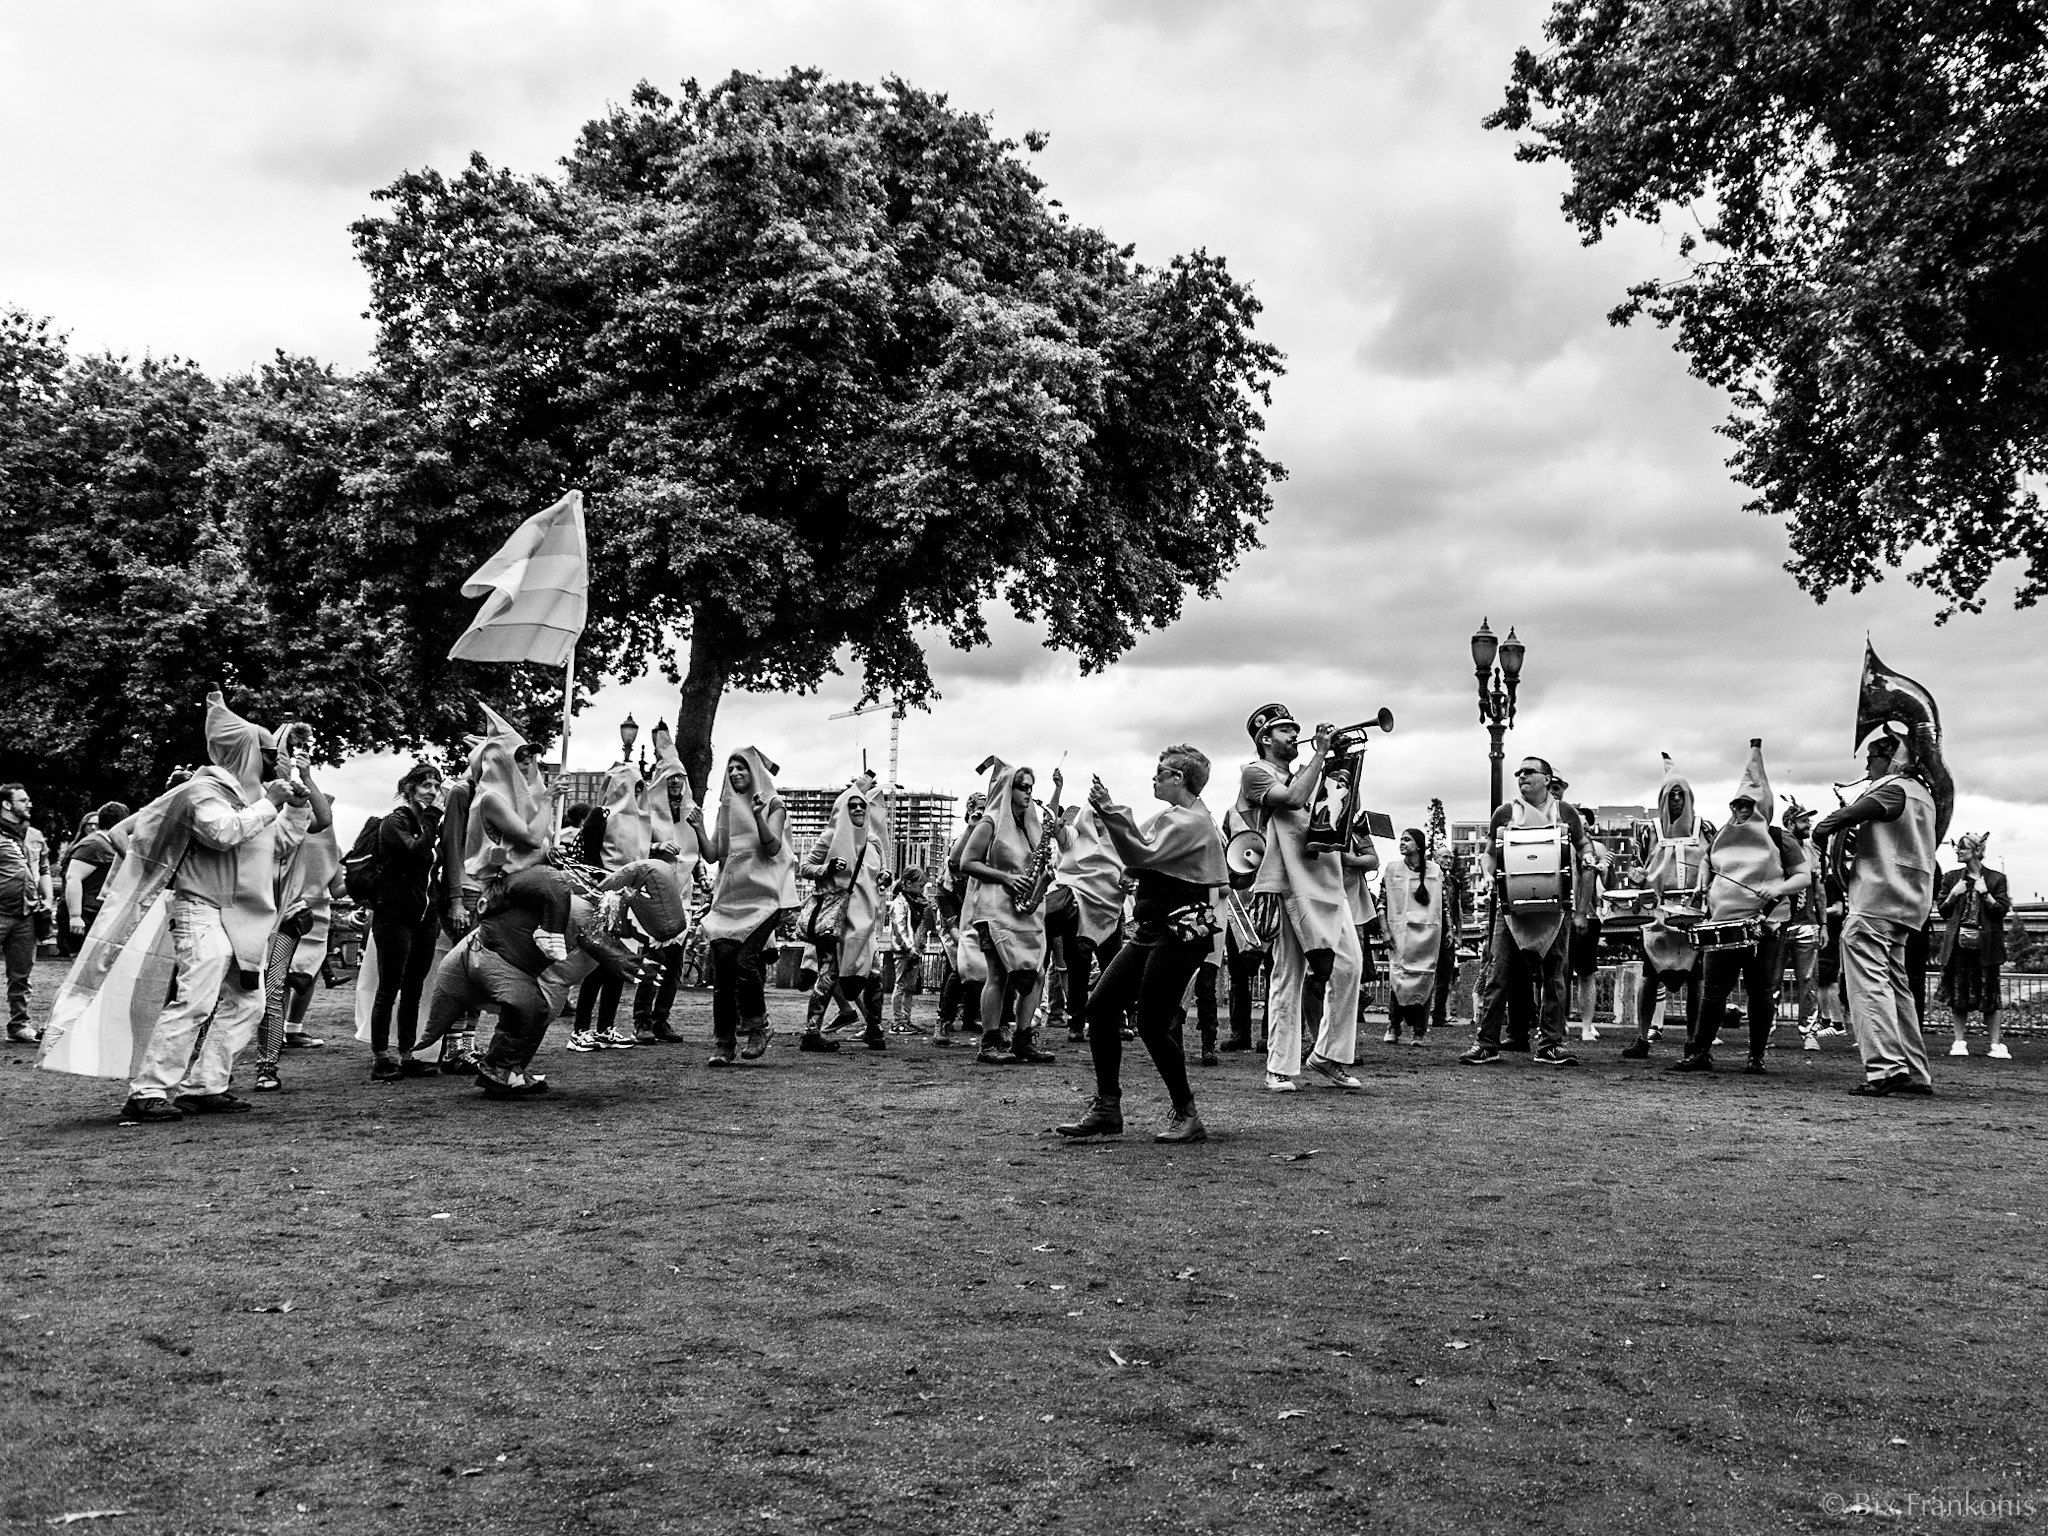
7,0,2044,893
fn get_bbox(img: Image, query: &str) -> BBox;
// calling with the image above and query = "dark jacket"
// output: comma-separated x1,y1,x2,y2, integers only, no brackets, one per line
372,803,442,926
1936,865,2010,969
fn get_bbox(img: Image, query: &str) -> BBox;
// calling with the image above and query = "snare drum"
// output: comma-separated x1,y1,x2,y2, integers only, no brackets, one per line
1691,916,1759,954
1500,827,1565,914
1659,891,1707,928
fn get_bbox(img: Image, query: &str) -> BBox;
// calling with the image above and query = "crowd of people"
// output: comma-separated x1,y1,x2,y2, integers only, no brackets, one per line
17,685,2022,1139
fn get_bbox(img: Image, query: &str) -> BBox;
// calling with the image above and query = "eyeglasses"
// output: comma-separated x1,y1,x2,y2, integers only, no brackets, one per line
1514,768,1544,778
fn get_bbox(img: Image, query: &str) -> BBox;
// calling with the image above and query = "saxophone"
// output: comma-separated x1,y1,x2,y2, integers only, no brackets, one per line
1012,806,1064,915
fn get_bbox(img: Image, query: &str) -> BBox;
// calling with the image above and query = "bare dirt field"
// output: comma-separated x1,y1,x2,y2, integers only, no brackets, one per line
4,957,2043,1535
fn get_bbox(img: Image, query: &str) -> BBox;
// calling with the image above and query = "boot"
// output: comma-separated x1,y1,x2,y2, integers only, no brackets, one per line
974,1032,1013,1064
1154,1103,1208,1144
1055,1095,1124,1139
798,1031,841,1054
1008,1028,1056,1065
740,1017,771,1060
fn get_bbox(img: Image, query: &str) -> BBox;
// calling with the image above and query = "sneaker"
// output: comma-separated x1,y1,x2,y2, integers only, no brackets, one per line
1154,1106,1208,1144
1743,1057,1768,1075
973,1043,1012,1065
178,1091,254,1115
741,1024,771,1060
603,1028,638,1050
1801,1033,1821,1053
1200,1048,1219,1067
1646,1025,1663,1043
281,1034,325,1050
1055,1096,1125,1139
1306,1054,1364,1091
1532,1045,1578,1067
1948,1039,1970,1057
1263,1072,1300,1092
253,1064,281,1093
1580,1024,1601,1042
399,1056,435,1077
1989,1043,2013,1061
706,1041,736,1068
1219,1038,1251,1053
566,1030,602,1053
1381,1027,1399,1045
1619,1040,1650,1060
1406,1035,1427,1047
118,1095,183,1124
439,1051,479,1076
1892,1078,1935,1096
1457,1046,1502,1066
862,1029,888,1051
7,1025,41,1044
371,1053,403,1080
798,1032,841,1054
1665,1053,1713,1074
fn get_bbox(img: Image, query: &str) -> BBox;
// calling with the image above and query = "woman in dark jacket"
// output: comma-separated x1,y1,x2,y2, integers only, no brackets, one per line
1937,833,2012,1060
368,762,445,1081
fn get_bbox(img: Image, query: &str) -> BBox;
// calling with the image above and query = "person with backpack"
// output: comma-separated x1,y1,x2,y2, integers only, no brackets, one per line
363,762,445,1081
1667,740,1811,1077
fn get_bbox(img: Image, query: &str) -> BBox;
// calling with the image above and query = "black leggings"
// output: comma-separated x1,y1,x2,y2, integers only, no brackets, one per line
369,912,439,1056
709,914,779,1046
1087,933,1207,1108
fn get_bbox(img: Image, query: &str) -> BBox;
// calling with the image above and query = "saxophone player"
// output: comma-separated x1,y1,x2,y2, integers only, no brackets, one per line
958,760,1063,1065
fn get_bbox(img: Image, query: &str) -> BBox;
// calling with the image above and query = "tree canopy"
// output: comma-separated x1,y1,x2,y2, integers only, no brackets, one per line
351,68,1285,791
1487,0,2048,616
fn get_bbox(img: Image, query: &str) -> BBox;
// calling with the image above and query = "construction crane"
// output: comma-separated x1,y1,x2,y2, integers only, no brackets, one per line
828,696,906,869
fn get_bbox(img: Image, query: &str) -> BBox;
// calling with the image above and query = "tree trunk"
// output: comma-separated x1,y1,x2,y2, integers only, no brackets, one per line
675,627,731,805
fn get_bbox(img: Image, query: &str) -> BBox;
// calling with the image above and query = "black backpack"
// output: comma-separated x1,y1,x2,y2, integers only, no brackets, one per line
342,814,384,905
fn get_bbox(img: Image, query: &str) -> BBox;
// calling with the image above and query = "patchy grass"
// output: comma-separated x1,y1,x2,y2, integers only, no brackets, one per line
3,957,2044,1535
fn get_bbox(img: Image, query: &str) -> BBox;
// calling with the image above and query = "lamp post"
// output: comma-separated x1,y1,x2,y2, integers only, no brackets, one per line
619,713,640,775
1471,618,1526,813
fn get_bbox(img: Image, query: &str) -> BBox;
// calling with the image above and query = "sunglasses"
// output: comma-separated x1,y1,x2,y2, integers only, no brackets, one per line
1514,767,1544,778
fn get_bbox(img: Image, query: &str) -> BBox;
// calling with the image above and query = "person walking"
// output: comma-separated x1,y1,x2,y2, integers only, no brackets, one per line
365,763,446,1082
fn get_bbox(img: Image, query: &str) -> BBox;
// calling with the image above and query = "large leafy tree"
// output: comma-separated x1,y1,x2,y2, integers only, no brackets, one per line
1487,1,2048,614
351,69,1285,792
0,310,258,815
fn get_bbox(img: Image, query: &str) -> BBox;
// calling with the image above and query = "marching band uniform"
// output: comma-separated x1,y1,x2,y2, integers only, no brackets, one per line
1462,763,1588,1066
1236,704,1363,1091
959,761,1057,1066
701,746,796,1065
1814,733,1939,1095
1621,756,1708,1060
1669,741,1809,1075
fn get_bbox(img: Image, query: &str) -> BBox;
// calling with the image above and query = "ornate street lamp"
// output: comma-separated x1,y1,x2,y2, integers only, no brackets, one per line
1471,618,1526,812
619,713,640,774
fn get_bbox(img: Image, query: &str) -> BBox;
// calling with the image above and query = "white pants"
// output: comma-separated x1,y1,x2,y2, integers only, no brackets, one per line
1841,912,1932,1086
131,897,265,1099
1265,912,1362,1077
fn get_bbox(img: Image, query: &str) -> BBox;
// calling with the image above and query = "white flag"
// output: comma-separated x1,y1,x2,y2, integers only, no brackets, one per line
448,491,588,667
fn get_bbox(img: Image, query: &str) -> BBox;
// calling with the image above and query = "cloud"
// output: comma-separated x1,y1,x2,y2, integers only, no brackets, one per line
7,0,2046,890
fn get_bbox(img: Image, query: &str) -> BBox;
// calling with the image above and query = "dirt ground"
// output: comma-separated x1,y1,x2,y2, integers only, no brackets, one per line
4,955,2044,1536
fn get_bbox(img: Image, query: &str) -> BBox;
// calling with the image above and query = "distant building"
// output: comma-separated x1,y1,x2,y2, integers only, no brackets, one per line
782,786,959,875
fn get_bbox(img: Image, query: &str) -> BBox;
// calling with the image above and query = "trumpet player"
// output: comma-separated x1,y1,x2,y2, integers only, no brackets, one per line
1236,704,1364,1093
958,760,1062,1065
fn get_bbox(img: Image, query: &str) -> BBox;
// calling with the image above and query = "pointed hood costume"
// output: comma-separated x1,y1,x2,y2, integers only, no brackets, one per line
1706,739,1787,921
701,746,797,941
805,775,888,977
1054,798,1127,947
596,761,651,870
40,692,295,1078
960,761,1049,972
464,704,548,886
1641,753,1711,975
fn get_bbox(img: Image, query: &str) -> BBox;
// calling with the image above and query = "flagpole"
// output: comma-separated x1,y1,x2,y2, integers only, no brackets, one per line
558,645,576,837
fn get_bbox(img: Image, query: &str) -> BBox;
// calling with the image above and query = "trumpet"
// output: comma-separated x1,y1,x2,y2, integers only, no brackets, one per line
1327,708,1395,757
